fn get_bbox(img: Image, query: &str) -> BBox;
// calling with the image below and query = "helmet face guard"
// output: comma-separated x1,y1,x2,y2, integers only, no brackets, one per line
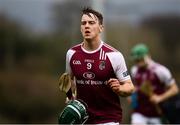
58,99,88,124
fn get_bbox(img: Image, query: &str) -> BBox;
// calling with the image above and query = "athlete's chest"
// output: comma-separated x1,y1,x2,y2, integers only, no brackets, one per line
70,51,114,80
134,68,162,90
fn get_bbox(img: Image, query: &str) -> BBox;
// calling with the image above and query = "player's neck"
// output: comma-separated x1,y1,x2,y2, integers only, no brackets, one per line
83,38,101,51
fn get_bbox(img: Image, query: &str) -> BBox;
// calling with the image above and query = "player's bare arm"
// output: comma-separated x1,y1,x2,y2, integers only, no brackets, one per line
150,83,179,104
108,78,134,97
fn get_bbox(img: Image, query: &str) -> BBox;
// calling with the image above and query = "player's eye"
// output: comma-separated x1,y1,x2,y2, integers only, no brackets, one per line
89,21,95,25
81,21,86,25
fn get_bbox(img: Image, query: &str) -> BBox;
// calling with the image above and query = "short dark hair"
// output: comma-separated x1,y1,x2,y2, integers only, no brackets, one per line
82,7,103,25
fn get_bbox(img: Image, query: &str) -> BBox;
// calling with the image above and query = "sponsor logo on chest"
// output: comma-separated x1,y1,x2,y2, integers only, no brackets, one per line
83,72,95,79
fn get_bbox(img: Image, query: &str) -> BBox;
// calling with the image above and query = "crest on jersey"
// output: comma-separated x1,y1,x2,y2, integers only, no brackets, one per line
99,61,106,70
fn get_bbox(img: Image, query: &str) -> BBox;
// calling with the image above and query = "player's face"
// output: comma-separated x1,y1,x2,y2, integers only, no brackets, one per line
135,58,147,68
81,13,103,41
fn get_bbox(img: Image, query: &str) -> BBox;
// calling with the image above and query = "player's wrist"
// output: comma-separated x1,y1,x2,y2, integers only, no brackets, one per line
118,82,134,97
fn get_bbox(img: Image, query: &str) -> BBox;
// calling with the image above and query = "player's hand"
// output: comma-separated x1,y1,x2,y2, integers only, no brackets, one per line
150,94,163,104
107,78,121,94
65,95,76,104
59,73,71,93
150,94,163,114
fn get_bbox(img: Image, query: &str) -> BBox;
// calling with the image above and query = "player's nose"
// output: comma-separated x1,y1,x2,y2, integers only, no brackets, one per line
84,23,90,28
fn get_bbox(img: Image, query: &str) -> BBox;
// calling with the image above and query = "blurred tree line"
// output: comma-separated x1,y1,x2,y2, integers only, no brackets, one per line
0,0,180,123
0,13,68,123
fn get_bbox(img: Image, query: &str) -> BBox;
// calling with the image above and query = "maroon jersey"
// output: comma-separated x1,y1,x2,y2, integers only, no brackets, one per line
131,60,175,117
66,41,131,124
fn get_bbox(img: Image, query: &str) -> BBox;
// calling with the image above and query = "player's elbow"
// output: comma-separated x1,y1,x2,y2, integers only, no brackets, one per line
171,83,179,96
174,84,179,95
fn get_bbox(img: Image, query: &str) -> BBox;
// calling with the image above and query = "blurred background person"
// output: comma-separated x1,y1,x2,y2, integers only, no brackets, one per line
128,43,179,125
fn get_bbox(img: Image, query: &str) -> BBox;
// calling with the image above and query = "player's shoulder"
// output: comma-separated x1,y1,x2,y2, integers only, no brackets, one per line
130,65,138,78
131,65,138,73
151,61,171,77
66,43,82,57
102,43,127,67
151,61,169,71
102,42,124,56
102,42,119,53
67,43,82,53
151,61,175,84
70,43,82,51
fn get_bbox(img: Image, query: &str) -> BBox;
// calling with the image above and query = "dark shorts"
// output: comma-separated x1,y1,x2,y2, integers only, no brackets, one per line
160,94,180,124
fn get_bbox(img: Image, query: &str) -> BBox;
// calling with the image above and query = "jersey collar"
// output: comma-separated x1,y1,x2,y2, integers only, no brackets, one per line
81,41,103,54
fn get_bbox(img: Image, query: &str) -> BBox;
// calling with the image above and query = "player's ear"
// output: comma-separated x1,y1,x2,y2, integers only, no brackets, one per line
99,25,104,33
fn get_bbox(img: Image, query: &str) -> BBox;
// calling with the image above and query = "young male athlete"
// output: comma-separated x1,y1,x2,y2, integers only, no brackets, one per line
59,7,134,124
129,43,179,124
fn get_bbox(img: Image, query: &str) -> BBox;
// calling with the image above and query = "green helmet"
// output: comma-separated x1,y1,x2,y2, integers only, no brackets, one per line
131,43,149,60
58,99,88,124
